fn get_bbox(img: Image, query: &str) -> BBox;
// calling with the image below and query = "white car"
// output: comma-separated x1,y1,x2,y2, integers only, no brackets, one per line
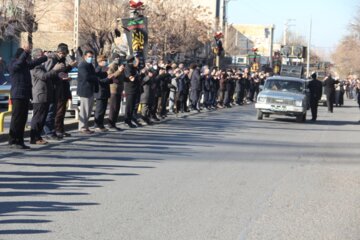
255,76,309,122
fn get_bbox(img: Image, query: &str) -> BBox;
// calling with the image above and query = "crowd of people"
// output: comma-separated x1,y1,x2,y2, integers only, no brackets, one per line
5,43,272,150
4,42,360,150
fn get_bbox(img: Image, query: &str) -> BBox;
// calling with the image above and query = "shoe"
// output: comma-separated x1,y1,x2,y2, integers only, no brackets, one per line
125,121,137,128
45,135,62,141
55,133,64,139
10,144,31,150
79,128,94,134
94,127,109,132
108,124,122,131
63,132,72,137
132,119,143,127
30,139,48,145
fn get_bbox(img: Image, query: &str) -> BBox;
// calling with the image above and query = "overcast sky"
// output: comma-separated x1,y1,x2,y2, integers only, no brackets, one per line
227,0,359,56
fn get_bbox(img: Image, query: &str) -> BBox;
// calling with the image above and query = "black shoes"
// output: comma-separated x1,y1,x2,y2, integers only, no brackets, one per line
125,120,137,128
108,124,123,131
9,144,31,150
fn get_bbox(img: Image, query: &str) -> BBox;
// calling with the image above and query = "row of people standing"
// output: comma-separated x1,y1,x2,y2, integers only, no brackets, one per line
7,43,266,149
8,43,77,149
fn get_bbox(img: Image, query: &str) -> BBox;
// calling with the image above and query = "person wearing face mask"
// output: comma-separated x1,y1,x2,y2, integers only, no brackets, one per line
8,44,48,149
93,55,114,132
43,43,77,140
77,50,108,134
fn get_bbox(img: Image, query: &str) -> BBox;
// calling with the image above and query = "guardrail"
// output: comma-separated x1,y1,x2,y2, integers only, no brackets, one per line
0,88,12,133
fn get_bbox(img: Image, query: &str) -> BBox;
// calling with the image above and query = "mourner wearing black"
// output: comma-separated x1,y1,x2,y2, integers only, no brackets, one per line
308,72,323,121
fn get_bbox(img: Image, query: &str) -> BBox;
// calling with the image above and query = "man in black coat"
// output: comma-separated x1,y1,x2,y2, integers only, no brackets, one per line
124,55,140,128
140,68,156,124
94,55,113,132
190,63,201,112
44,44,76,139
308,72,323,121
323,73,339,113
8,45,48,149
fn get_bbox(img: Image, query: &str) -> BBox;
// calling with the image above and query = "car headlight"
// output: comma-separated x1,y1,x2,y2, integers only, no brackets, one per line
295,100,303,107
257,97,267,103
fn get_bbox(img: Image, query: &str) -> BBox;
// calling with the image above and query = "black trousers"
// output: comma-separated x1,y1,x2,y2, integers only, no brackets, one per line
9,99,29,145
108,94,122,126
125,93,136,122
160,91,169,116
94,98,108,128
141,103,150,121
55,99,67,134
31,103,49,141
326,92,335,112
150,96,161,118
310,98,319,120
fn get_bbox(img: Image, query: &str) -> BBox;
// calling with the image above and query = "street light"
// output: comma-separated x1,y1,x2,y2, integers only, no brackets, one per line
74,0,80,49
283,19,295,46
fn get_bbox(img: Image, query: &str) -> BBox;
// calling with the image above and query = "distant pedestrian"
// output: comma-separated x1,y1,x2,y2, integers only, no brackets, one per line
308,72,323,121
323,74,339,113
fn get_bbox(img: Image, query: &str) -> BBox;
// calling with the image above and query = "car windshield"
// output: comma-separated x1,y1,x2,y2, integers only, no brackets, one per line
264,79,304,93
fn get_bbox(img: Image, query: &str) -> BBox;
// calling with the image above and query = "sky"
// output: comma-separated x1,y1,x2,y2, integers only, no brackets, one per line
227,0,359,58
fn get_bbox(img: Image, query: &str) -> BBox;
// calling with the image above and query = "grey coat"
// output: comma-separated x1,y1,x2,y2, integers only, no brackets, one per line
31,65,58,103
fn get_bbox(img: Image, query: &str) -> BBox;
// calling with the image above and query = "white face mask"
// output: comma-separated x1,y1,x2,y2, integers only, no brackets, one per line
86,58,93,64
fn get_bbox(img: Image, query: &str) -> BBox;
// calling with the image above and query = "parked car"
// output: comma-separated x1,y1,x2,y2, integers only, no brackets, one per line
68,69,79,107
0,73,11,108
255,76,309,123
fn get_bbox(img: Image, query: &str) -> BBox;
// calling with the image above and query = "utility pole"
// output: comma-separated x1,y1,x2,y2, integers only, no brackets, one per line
283,19,295,46
74,0,80,49
306,18,312,78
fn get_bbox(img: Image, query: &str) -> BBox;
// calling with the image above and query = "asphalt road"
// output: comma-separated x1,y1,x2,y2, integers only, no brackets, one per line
0,100,360,240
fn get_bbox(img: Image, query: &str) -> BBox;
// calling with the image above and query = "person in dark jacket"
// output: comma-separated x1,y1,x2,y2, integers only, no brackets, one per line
202,68,213,110
30,48,66,144
190,63,201,112
175,68,189,113
8,45,48,149
159,65,172,118
94,55,113,132
124,55,140,128
107,53,126,130
77,50,107,133
140,68,156,124
43,43,76,140
323,74,339,113
149,66,163,121
308,72,323,121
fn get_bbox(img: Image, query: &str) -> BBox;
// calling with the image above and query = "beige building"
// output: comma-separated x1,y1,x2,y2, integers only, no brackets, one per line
31,0,74,51
226,24,275,59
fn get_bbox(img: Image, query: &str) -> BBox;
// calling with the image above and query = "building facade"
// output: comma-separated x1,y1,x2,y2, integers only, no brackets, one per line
31,0,74,50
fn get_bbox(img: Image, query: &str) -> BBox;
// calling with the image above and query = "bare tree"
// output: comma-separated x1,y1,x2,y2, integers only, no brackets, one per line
332,6,360,77
0,0,36,43
78,0,129,55
145,0,212,60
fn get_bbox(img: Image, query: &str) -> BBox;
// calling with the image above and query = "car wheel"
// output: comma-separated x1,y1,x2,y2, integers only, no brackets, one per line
257,109,263,120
